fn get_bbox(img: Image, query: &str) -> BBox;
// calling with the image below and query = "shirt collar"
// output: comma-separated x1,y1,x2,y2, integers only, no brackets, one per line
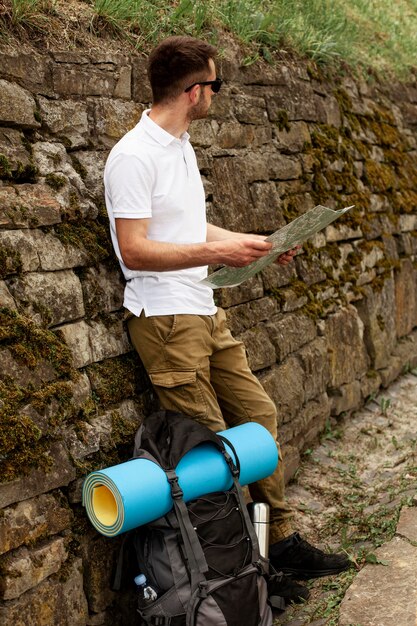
140,109,190,147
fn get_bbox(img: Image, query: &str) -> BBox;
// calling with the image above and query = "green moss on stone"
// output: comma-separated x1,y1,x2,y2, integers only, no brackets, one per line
0,436,53,482
372,270,393,292
376,313,385,331
0,377,53,482
21,134,34,156
275,109,291,132
54,220,111,264
389,189,417,214
266,286,285,306
356,239,384,255
86,353,147,409
326,167,358,194
334,87,361,132
0,308,73,376
306,63,323,82
384,148,404,167
21,163,38,183
32,300,53,327
396,155,417,190
372,106,396,126
31,380,74,424
0,153,12,178
0,377,26,405
311,159,331,203
71,155,88,180
0,244,23,278
363,160,396,192
282,198,300,222
325,242,343,264
311,124,339,153
0,158,37,182
0,413,42,456
363,117,405,149
111,410,139,447
288,86,416,327
45,173,67,190
345,190,371,213
291,278,309,296
69,190,81,212
334,87,353,114
0,309,78,482
308,122,367,206
301,283,333,319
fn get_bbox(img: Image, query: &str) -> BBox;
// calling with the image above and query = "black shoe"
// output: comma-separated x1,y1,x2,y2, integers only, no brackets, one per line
268,571,310,608
269,532,351,579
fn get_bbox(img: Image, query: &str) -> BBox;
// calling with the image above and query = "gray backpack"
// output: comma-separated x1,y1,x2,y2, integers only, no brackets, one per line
113,411,280,626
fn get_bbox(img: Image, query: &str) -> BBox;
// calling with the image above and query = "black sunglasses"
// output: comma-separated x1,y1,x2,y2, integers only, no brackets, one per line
184,77,223,94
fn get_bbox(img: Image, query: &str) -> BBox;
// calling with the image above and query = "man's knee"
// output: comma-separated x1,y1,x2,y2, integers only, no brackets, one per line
251,397,278,439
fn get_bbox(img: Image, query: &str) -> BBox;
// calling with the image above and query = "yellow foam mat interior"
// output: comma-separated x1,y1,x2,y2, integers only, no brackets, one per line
92,485,118,525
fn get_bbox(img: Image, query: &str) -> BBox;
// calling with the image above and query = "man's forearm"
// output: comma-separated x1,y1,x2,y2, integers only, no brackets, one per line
116,217,273,271
121,234,273,272
122,237,224,271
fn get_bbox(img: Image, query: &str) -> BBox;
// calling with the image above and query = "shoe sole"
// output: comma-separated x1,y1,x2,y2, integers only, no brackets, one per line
279,563,351,579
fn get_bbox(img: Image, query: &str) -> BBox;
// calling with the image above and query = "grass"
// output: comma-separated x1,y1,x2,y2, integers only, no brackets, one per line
0,0,416,77
344,0,417,77
0,0,54,34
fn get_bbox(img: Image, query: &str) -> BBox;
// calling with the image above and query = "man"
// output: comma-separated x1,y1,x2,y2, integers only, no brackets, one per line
104,36,350,587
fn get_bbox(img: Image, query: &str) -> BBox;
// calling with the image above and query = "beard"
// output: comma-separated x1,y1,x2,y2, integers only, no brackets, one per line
188,91,210,122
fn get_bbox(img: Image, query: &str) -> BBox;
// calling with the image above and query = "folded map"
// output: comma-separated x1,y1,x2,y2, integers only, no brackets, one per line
200,204,353,289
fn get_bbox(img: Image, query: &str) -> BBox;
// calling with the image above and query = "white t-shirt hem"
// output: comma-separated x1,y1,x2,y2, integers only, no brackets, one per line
124,302,218,318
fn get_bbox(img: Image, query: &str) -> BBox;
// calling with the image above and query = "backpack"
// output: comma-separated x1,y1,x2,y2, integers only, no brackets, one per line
113,411,284,626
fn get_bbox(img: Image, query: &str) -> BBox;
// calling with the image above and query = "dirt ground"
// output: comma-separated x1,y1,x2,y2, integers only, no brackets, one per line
274,371,417,626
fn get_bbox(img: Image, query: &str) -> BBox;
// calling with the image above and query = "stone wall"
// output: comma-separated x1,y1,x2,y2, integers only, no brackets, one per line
0,44,416,624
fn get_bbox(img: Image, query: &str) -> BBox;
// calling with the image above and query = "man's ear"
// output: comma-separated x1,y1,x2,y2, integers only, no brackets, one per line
186,84,201,105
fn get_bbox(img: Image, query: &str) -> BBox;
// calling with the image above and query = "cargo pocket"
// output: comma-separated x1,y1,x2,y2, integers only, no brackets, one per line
149,368,208,419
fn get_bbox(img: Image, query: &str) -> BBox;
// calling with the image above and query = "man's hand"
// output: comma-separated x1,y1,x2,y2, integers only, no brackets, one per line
206,226,301,268
214,237,273,267
275,245,301,265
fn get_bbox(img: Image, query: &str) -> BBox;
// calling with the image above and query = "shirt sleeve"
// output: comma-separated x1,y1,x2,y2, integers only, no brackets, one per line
106,152,153,219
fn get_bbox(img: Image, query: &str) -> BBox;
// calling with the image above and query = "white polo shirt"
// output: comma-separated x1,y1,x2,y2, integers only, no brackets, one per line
104,110,216,317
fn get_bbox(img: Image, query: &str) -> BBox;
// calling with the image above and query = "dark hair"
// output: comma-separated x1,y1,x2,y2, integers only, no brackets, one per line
147,36,217,105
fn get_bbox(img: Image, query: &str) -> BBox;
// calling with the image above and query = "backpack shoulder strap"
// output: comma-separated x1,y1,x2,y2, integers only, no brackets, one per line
218,434,261,564
136,411,228,469
133,425,161,465
165,469,208,594
232,474,261,563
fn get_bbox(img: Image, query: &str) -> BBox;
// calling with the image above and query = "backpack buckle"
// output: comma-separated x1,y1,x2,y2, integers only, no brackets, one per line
222,450,239,477
198,581,208,598
166,471,184,500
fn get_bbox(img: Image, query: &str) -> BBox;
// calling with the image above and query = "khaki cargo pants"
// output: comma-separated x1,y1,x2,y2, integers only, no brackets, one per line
128,307,293,543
